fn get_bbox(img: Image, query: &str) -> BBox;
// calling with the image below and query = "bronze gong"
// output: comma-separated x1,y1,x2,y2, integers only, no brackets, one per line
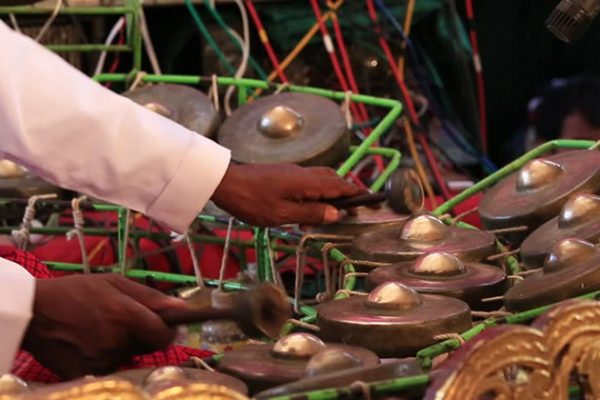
217,92,349,167
255,358,422,399
504,238,600,312
521,193,600,269
0,160,63,199
217,333,379,394
479,150,600,243
112,366,248,396
123,84,219,138
352,214,496,263
366,252,507,309
316,282,472,357
311,205,410,237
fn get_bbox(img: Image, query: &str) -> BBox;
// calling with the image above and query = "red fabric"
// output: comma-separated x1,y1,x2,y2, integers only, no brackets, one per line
0,246,213,383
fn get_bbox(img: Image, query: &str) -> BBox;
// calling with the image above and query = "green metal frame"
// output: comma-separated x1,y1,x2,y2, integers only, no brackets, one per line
0,0,143,71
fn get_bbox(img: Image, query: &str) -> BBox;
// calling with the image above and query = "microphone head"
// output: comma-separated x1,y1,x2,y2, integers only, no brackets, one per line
546,0,600,42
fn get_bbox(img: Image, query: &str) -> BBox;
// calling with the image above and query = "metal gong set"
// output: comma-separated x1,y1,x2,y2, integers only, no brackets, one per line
6,83,600,398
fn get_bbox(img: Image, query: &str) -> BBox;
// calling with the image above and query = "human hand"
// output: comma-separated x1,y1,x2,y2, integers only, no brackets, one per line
211,163,363,227
22,274,185,379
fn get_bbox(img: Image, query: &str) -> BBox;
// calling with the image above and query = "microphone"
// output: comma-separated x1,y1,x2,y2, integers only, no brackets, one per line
546,0,600,42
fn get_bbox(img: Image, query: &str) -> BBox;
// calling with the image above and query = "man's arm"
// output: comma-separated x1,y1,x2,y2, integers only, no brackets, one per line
0,20,231,233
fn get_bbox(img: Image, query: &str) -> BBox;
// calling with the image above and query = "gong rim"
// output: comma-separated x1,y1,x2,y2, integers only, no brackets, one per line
217,92,349,167
217,343,379,393
479,150,600,235
254,358,422,399
504,250,600,312
351,223,496,263
521,204,600,269
316,294,471,357
123,84,219,138
311,206,410,237
110,367,248,395
0,175,63,199
366,261,506,309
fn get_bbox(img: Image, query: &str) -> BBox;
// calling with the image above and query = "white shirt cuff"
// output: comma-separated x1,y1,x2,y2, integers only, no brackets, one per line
145,134,231,233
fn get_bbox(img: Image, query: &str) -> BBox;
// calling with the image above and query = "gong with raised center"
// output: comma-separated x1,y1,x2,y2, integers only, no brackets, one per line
217,92,349,167
254,358,422,399
112,366,248,395
217,333,379,393
123,84,219,138
352,214,496,263
366,252,506,309
311,205,410,237
504,238,600,312
0,160,63,199
521,193,600,269
479,150,600,243
317,282,472,357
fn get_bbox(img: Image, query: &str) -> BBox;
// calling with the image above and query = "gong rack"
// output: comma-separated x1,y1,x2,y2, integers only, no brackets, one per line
2,74,600,399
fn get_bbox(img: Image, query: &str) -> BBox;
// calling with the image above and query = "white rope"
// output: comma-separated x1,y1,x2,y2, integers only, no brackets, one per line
12,194,57,250
342,90,353,130
9,14,21,33
217,218,234,290
209,74,221,112
185,233,204,288
129,71,147,90
66,196,90,274
139,5,162,75
274,82,290,94
189,356,215,372
94,17,125,76
222,0,250,116
35,0,63,43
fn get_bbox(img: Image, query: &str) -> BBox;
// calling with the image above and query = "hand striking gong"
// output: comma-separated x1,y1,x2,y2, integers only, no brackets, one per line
521,193,600,269
123,84,219,138
352,214,497,263
217,92,349,166
479,150,600,242
366,252,507,309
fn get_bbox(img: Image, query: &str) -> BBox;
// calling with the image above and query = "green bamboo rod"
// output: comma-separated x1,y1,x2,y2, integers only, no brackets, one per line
268,374,430,400
46,44,132,53
0,6,133,14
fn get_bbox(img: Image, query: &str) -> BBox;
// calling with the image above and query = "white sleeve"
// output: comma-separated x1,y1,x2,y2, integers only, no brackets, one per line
0,260,34,374
0,21,231,233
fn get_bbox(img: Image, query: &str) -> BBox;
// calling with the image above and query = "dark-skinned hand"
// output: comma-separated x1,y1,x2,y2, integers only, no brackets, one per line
211,163,363,227
22,274,187,379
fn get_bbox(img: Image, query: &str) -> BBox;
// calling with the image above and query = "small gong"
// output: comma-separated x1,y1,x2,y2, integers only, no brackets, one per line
0,374,29,397
0,160,63,199
352,214,496,263
311,205,410,237
255,358,422,399
217,93,349,167
123,84,219,138
504,238,600,312
521,193,600,269
317,282,472,357
217,333,379,394
479,150,600,243
366,252,507,309
112,366,248,395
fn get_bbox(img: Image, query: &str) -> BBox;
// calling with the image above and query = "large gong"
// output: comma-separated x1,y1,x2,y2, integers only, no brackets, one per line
123,84,219,138
217,92,349,167
479,150,600,242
